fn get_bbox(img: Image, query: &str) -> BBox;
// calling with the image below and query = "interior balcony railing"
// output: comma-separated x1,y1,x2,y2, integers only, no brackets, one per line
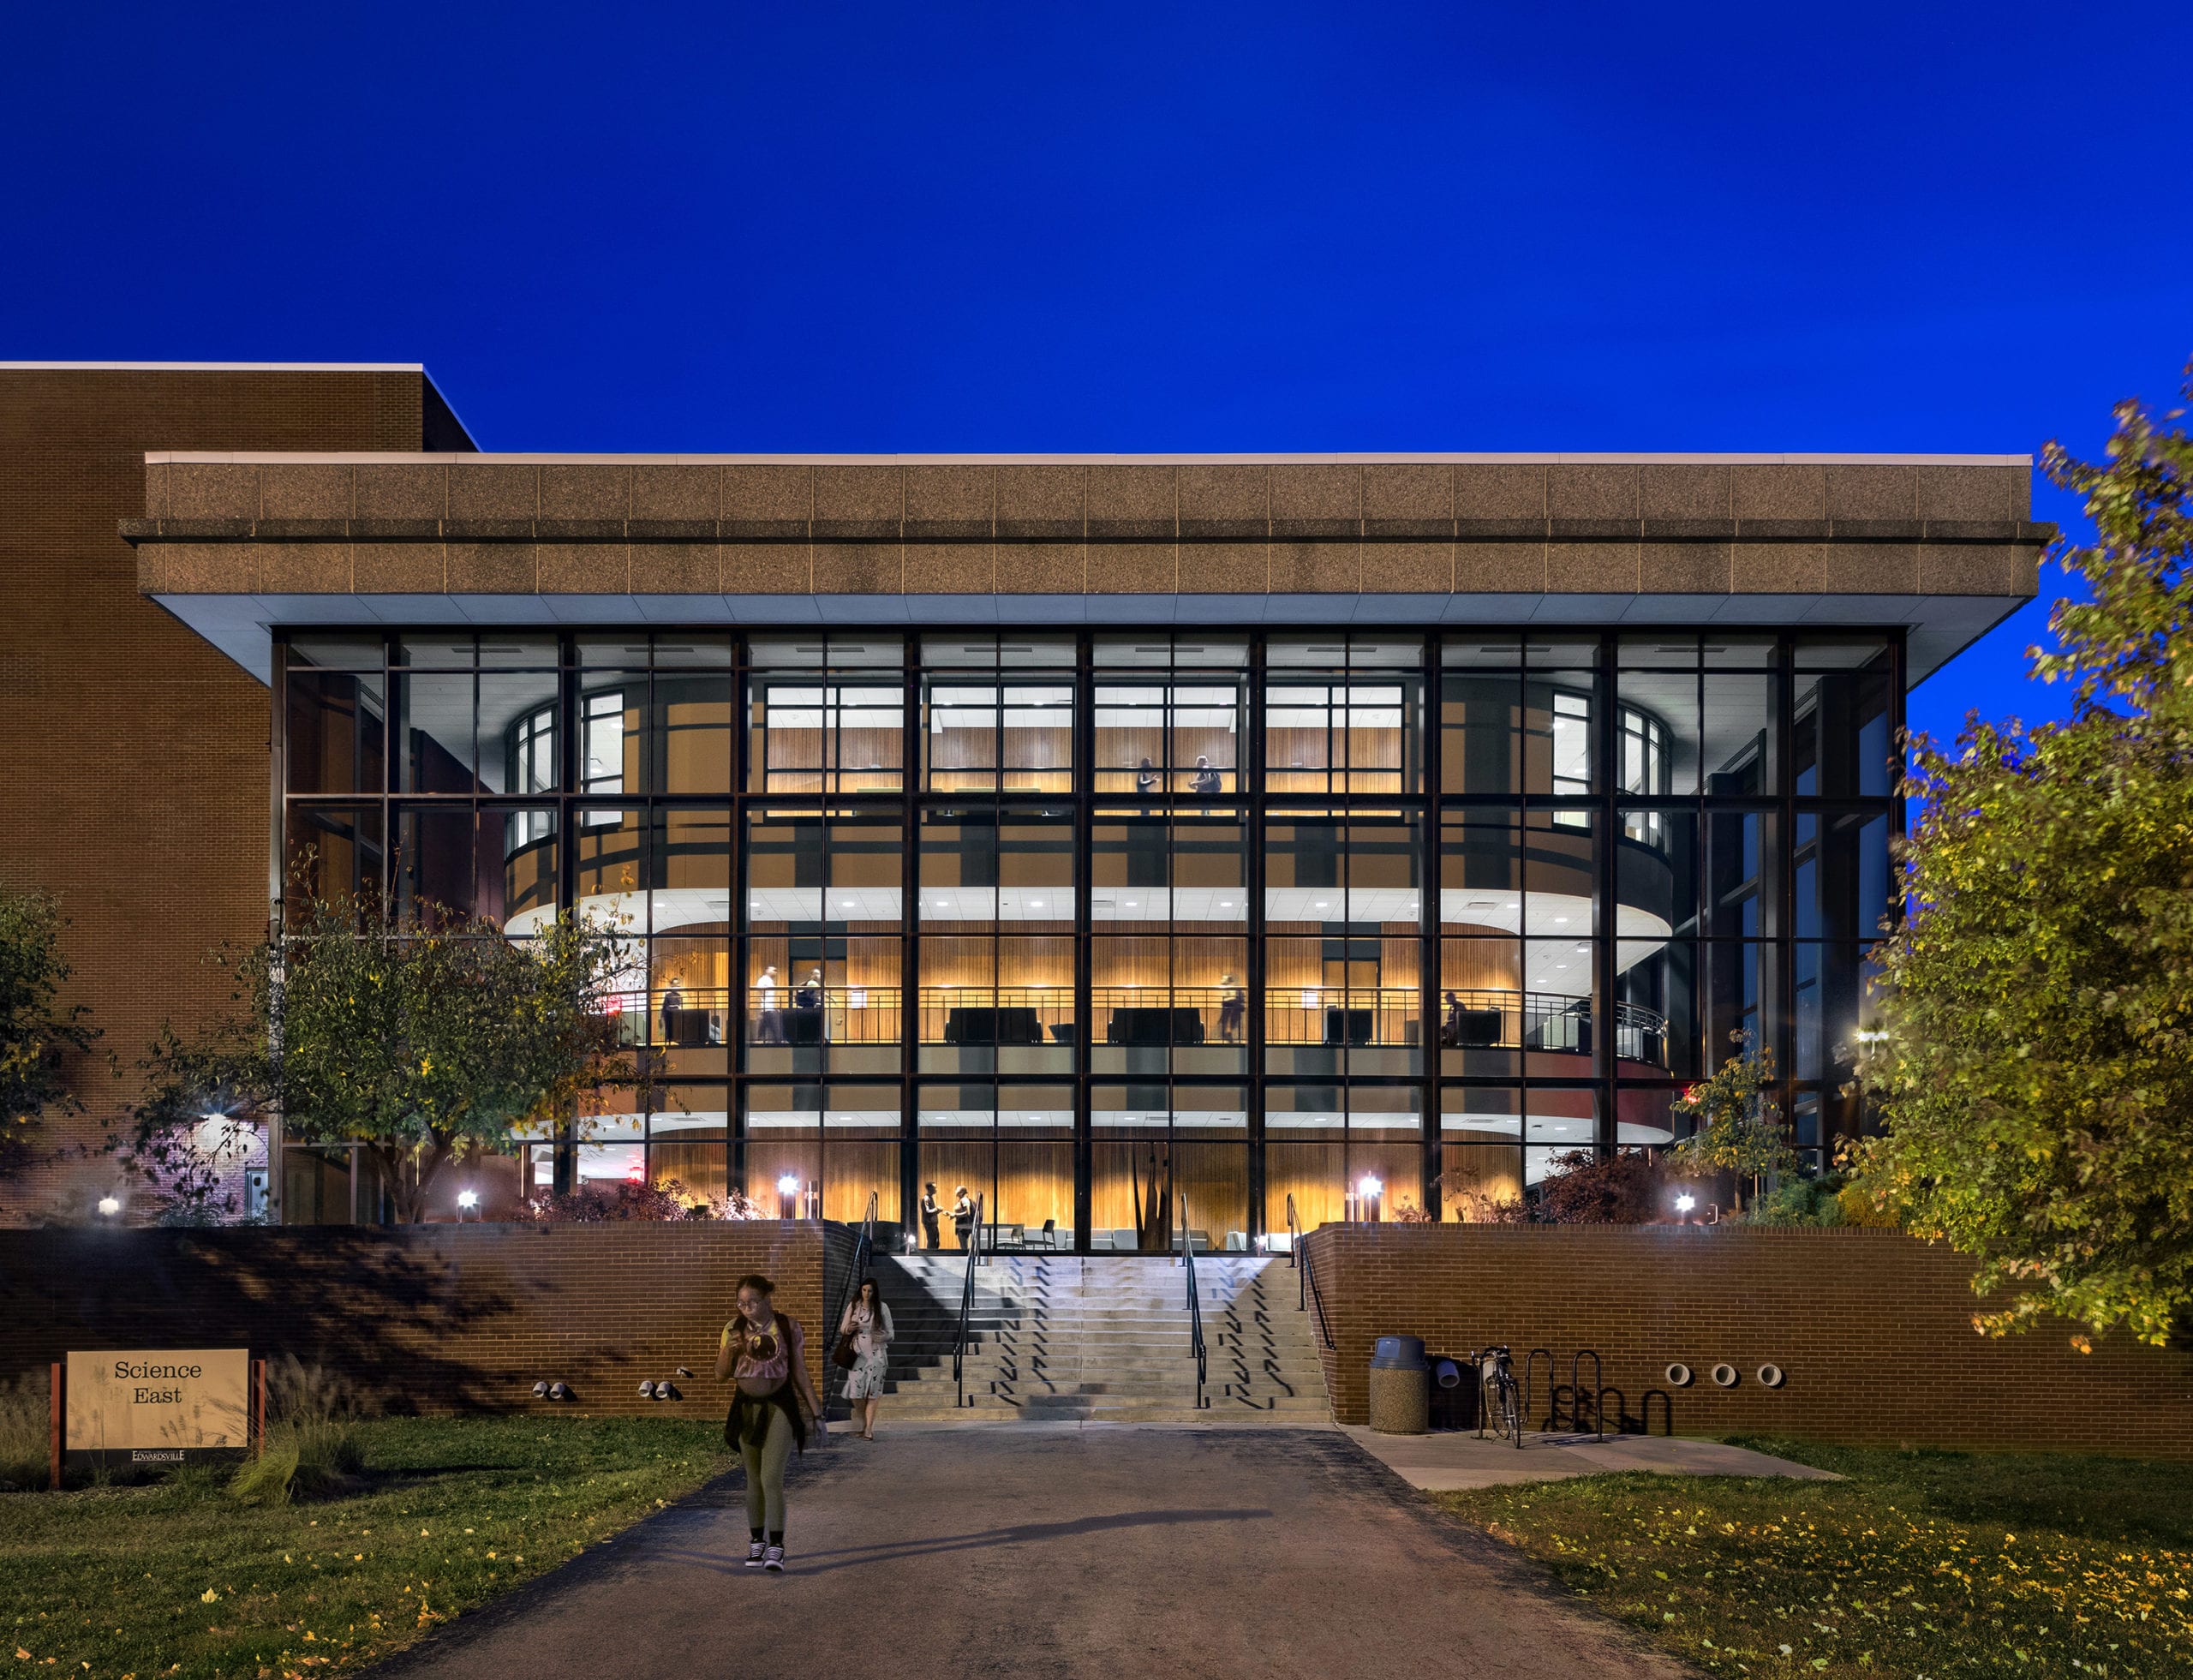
1437,988,1669,1067
621,982,1668,1068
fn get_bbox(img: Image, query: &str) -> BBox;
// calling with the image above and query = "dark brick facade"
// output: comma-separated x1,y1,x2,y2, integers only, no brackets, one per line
1300,1224,2193,1457
0,1221,824,1417
0,367,469,1220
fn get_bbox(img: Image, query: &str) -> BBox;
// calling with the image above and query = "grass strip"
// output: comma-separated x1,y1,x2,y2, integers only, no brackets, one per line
0,1414,731,1678
1434,1438,2193,1679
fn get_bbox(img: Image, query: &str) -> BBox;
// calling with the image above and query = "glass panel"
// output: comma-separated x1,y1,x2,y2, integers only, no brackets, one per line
748,669,905,793
289,633,384,670
493,809,559,933
1707,810,1780,938
577,679,641,799
1522,673,1598,798
1794,655,1893,798
1703,673,1778,794
477,671,561,796
1437,1142,1524,1220
1702,941,1776,1063
475,634,558,669
744,1085,822,1218
656,670,733,794
393,806,476,924
1794,810,1892,942
1264,1139,1342,1235
1616,666,1693,795
284,805,384,909
397,672,476,793
286,670,385,794
1440,667,1521,795
397,632,475,668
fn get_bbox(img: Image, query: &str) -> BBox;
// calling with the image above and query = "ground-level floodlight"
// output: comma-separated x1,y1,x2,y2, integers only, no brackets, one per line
97,1196,120,1217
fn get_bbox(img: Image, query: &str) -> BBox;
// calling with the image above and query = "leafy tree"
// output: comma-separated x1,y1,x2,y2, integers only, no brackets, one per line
131,892,634,1223
1534,1149,1666,1223
1849,368,2193,1350
1670,1033,1798,1213
0,883,98,1180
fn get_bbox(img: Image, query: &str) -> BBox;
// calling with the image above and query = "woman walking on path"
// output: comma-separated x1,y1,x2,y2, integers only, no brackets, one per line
714,1272,825,1573
920,1181,942,1251
951,1185,976,1249
837,1276,894,1439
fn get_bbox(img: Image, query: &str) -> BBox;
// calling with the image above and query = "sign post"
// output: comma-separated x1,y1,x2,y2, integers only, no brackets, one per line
64,1349,251,1474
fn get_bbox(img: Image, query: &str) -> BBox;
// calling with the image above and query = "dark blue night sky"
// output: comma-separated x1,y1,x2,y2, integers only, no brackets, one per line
5,2,2187,744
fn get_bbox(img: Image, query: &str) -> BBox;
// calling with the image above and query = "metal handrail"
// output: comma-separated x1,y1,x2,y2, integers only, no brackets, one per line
1179,1191,1208,1410
1288,1193,1336,1351
951,1193,986,1409
1286,1192,1302,1277
822,1191,880,1415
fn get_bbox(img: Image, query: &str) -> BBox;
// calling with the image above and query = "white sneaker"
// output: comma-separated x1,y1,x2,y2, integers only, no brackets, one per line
744,1540,766,1567
762,1545,786,1573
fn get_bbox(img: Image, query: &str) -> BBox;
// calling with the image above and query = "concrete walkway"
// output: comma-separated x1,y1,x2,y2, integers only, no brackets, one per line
370,1424,1689,1679
1346,1425,1843,1491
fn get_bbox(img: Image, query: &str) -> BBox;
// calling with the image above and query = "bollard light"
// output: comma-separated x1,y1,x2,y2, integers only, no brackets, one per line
457,1189,479,1215
776,1172,800,1219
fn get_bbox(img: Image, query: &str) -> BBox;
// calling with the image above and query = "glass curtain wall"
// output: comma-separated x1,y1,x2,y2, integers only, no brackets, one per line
275,625,1898,1231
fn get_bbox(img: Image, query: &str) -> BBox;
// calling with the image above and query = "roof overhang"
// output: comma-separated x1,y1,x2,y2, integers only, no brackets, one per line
126,451,2047,685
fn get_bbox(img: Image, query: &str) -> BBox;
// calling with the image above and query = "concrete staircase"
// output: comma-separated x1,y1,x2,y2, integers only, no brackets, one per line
840,1253,1330,1425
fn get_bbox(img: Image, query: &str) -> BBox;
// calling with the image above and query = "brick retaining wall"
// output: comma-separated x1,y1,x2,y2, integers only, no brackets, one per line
0,1223,823,1420
1299,1224,2193,1458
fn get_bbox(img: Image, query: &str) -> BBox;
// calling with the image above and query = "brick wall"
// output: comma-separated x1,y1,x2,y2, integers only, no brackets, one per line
1300,1224,2193,1458
0,367,466,1222
0,1221,824,1419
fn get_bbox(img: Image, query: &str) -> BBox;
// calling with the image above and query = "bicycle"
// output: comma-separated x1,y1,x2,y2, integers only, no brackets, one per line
1478,1345,1522,1448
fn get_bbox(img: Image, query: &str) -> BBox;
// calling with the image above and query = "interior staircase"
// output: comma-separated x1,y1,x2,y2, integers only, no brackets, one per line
839,1253,1330,1425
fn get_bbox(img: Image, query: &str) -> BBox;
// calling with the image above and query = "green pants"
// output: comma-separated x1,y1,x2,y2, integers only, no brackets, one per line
741,1402,795,1534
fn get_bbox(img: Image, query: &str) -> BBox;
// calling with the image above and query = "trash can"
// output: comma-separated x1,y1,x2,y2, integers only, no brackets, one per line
1427,1354,1475,1432
1367,1334,1430,1434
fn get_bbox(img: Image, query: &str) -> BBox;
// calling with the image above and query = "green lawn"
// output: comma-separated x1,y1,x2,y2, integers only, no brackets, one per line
0,1415,732,1679
1435,1438,2193,1679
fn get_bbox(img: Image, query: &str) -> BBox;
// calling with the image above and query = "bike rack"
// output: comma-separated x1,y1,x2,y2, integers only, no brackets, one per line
1522,1348,1555,1432
1570,1349,1605,1441
1640,1389,1674,1437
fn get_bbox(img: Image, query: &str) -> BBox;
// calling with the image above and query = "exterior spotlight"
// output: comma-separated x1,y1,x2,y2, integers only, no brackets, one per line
1676,1193,1695,1213
638,1380,657,1398
457,1189,479,1209
98,1195,121,1217
533,1381,550,1397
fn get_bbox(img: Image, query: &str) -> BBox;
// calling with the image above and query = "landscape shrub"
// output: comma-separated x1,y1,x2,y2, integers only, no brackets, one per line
228,1356,367,1504
519,1177,761,1222
0,1371,48,1490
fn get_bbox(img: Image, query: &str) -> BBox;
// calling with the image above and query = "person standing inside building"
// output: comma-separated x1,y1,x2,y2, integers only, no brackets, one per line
1217,972,1245,1043
755,964,783,1044
920,1181,942,1251
1135,755,1160,812
1190,755,1222,798
952,1185,976,1249
715,1272,824,1573
836,1276,894,1440
660,976,684,1043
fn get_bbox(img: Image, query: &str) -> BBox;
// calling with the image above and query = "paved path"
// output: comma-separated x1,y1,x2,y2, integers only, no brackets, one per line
1346,1425,1843,1491
371,1424,1687,1680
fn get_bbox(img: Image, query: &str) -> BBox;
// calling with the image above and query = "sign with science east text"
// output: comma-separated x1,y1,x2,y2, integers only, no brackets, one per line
65,1349,249,1470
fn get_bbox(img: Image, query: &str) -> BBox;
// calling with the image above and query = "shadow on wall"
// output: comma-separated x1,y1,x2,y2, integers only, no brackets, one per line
0,1228,517,1412
0,1224,826,1416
